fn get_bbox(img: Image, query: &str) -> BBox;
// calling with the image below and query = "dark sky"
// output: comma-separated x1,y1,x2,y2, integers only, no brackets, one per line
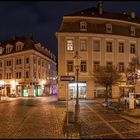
0,1,140,57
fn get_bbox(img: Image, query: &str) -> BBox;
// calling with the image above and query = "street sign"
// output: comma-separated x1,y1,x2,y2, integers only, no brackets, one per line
60,76,75,81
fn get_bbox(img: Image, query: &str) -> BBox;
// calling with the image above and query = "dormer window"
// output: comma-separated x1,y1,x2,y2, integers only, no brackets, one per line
130,26,135,36
106,24,112,33
16,42,23,51
6,45,13,53
80,21,87,31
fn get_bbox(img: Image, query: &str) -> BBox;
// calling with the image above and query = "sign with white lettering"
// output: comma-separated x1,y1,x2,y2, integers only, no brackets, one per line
60,76,75,81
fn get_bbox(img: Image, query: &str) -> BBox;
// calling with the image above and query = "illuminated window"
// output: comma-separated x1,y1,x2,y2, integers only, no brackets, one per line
119,42,124,53
66,40,74,51
106,41,112,52
93,40,100,52
106,24,112,33
81,61,87,72
67,61,73,72
80,21,87,31
80,39,87,51
130,43,135,54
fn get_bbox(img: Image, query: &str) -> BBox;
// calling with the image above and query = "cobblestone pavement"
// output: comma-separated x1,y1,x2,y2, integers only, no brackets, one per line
1,96,140,139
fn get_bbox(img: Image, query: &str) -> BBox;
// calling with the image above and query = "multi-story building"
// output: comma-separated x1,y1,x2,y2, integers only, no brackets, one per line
56,2,140,100
0,35,57,97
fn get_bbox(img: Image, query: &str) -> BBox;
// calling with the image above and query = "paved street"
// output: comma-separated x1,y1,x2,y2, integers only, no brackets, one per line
0,96,140,139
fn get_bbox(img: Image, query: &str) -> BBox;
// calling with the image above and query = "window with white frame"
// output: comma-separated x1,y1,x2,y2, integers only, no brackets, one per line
130,26,135,36
67,61,73,72
66,40,74,51
130,43,136,54
106,24,112,33
80,39,87,51
80,21,87,31
93,40,100,52
80,61,87,72
119,42,124,53
106,41,112,52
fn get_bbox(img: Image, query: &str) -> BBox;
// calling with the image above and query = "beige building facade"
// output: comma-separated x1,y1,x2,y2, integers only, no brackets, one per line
0,36,57,97
56,2,140,100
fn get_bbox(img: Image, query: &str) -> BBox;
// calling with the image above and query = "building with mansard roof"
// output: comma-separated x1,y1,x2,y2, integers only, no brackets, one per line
0,35,57,97
56,1,140,100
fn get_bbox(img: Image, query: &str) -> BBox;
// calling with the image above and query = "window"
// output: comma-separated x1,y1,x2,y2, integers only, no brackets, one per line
106,41,112,52
0,74,2,80
130,26,135,36
81,61,87,72
0,62,2,67
119,42,124,53
66,40,74,51
107,62,112,68
119,62,124,72
16,44,23,51
16,72,22,79
6,46,12,53
94,61,100,71
26,58,29,64
130,43,135,54
80,39,87,51
106,24,112,33
93,40,100,52
6,60,12,66
16,58,22,65
25,71,29,78
67,61,73,72
80,21,87,31
6,73,12,79
38,60,41,65
129,62,135,72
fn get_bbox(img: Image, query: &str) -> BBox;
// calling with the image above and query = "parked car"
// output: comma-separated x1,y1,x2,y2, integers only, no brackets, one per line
9,93,17,97
121,93,140,106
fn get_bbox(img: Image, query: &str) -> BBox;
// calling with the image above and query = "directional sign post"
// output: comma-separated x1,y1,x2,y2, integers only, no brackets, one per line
60,76,75,81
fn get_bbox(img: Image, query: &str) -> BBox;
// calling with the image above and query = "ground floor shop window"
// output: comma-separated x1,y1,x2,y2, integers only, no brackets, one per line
68,82,86,99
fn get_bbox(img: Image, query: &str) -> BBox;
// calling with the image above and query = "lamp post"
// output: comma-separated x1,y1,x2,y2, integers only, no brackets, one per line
73,51,81,123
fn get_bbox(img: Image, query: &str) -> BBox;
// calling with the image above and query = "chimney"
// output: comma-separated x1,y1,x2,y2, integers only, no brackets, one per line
98,1,102,15
29,32,33,39
131,11,135,19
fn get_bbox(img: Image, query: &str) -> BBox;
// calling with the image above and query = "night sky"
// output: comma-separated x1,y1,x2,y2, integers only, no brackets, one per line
0,1,140,57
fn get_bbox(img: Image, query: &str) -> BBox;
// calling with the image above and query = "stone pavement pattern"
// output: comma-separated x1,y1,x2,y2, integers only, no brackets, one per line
1,96,140,139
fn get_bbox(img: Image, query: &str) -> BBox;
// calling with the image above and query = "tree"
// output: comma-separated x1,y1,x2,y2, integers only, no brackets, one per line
125,57,140,92
94,66,122,102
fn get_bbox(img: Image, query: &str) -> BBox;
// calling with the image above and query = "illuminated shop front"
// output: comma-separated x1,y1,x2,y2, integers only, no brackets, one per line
68,82,87,99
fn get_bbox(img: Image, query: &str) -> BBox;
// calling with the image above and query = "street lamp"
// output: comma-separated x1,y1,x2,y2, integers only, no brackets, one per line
73,51,81,123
